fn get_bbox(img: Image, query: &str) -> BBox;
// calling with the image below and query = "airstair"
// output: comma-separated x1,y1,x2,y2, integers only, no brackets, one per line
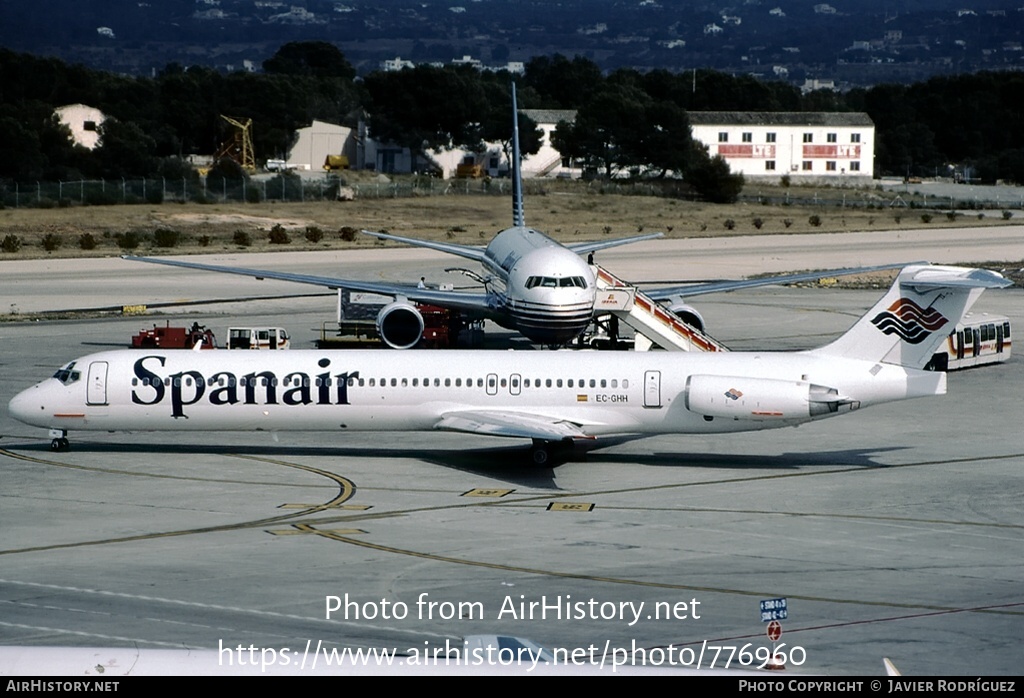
591,265,730,352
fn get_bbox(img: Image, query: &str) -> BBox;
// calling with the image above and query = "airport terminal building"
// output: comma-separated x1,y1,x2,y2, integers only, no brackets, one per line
688,111,875,184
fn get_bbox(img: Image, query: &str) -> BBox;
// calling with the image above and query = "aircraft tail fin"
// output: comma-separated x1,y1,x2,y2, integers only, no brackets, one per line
809,264,1010,369
511,82,525,228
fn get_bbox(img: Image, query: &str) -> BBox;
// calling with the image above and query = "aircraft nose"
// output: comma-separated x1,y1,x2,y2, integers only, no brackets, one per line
8,384,46,427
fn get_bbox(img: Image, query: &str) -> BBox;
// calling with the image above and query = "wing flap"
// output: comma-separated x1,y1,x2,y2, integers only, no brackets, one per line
435,410,592,441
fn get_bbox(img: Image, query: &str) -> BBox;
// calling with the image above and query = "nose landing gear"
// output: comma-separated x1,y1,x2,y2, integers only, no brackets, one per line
49,428,70,451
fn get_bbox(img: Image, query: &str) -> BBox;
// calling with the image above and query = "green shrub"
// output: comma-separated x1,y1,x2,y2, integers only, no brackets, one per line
920,213,933,223
2,234,22,253
808,215,821,227
268,224,291,244
197,235,213,247
41,233,63,252
153,228,181,248
1002,210,1013,220
752,217,764,229
115,231,141,249
723,219,736,230
304,226,324,243
233,231,252,247
78,233,97,250
339,226,358,242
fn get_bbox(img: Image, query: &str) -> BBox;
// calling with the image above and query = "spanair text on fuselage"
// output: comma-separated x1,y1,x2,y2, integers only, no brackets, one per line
485,226,595,343
9,348,934,437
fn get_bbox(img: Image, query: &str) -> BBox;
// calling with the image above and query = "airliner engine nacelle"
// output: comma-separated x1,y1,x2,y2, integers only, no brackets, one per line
684,375,850,421
666,303,706,333
376,301,424,350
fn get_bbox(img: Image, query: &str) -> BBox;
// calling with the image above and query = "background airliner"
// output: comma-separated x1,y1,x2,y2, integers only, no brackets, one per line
9,265,1009,464
126,83,906,349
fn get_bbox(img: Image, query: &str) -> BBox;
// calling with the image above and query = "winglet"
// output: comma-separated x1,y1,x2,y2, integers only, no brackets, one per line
511,81,525,228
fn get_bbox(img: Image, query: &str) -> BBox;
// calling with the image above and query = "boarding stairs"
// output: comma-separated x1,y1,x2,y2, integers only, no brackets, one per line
591,265,730,353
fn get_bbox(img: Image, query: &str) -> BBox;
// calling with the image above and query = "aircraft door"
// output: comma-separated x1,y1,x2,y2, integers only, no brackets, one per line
643,370,661,409
486,373,498,396
510,374,521,396
87,361,109,406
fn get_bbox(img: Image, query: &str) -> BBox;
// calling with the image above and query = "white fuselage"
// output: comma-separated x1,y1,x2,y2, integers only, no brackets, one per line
8,348,943,441
483,227,595,344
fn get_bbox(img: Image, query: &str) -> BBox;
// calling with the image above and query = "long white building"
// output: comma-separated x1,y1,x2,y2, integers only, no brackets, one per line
688,111,875,184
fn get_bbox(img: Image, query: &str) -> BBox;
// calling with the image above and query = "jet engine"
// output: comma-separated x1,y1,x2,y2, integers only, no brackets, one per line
666,303,706,333
685,375,853,421
376,301,424,350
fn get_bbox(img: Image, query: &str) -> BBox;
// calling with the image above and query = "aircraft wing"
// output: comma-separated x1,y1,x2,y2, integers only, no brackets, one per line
122,255,496,314
360,230,489,264
435,410,594,441
643,262,924,301
567,232,664,256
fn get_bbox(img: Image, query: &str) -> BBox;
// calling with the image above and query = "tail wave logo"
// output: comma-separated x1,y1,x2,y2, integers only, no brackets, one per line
870,298,948,344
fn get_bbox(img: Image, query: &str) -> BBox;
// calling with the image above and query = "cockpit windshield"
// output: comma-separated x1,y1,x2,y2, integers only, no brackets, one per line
52,362,81,385
525,276,587,289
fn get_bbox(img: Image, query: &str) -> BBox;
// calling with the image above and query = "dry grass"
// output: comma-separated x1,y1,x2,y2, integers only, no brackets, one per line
0,180,1015,260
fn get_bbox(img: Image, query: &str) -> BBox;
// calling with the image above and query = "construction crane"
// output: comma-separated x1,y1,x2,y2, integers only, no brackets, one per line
213,115,255,173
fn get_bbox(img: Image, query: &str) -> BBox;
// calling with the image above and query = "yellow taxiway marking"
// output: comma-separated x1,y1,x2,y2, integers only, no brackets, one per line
267,527,367,536
547,502,595,512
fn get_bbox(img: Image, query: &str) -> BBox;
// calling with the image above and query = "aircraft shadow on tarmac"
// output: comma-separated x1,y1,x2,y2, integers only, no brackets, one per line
4,436,906,489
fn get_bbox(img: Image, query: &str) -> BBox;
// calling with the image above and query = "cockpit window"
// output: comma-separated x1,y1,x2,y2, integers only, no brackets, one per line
52,362,81,385
526,276,587,289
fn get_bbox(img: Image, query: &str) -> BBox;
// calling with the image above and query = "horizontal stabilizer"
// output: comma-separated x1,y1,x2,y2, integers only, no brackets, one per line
568,232,664,256
361,230,488,263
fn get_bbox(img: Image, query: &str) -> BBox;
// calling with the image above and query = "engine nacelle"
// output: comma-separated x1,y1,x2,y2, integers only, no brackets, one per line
376,301,424,349
666,303,705,333
685,374,849,421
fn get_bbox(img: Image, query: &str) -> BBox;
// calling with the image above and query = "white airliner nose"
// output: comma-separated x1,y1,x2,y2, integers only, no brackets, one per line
8,385,46,427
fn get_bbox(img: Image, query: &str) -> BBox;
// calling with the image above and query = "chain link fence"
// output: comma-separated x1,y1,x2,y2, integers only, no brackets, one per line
2,175,1021,211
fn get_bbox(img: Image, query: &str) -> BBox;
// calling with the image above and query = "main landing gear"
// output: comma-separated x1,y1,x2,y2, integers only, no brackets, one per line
49,428,70,451
529,439,574,467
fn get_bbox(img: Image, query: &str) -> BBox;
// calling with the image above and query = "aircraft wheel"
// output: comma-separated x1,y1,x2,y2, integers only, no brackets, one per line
530,443,550,467
50,438,70,451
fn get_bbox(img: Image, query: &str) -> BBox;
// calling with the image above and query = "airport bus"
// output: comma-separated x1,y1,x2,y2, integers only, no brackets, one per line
927,312,1011,371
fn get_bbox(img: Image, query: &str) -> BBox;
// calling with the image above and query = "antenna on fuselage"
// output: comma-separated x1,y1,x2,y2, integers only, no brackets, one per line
511,82,525,228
